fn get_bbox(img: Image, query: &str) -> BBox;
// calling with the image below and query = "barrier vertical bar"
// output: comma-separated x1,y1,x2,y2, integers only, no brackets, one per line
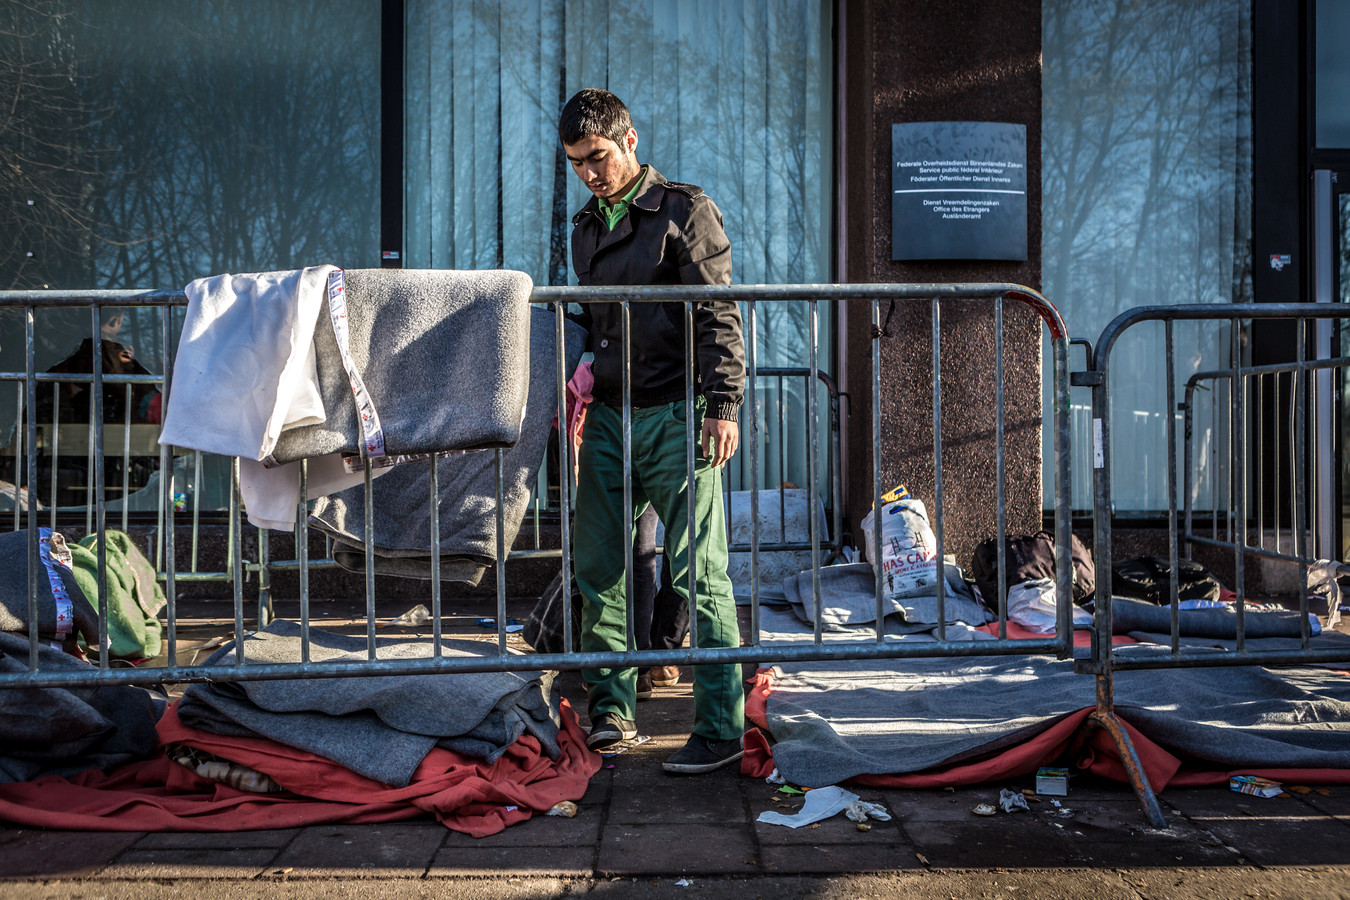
121,384,131,533
192,451,202,572
872,299,884,642
1256,374,1264,550
24,307,38,670
230,458,245,666
160,305,177,668
994,297,1008,639
364,459,376,660
258,527,271,629
48,383,58,534
1051,300,1073,651
1088,304,1166,830
1183,379,1195,562
1166,321,1180,651
12,383,21,534
684,300,700,650
430,453,442,657
555,303,573,656
92,306,108,669
496,449,507,654
778,373,787,541
1294,319,1309,646
807,298,822,634
1231,319,1247,652
748,298,761,645
622,299,637,652
931,298,946,641
299,460,311,663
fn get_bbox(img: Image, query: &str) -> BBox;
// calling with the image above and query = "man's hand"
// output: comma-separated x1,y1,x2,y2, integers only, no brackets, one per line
701,417,739,468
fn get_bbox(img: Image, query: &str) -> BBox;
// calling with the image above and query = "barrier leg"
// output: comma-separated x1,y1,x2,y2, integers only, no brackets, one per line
1090,673,1166,828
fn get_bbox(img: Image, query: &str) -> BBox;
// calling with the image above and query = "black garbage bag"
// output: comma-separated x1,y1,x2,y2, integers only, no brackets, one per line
522,571,583,655
971,531,1095,609
1111,556,1222,605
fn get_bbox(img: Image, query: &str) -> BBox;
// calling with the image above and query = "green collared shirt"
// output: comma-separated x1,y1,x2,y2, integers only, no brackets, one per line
597,166,648,231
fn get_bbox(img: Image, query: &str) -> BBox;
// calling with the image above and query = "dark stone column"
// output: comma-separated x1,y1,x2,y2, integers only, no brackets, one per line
841,0,1044,566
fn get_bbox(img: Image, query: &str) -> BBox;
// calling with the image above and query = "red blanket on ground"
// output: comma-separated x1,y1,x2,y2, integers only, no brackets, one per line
739,668,1350,791
0,698,600,837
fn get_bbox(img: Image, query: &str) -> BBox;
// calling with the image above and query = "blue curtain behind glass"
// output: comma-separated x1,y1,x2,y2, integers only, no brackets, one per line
404,0,833,494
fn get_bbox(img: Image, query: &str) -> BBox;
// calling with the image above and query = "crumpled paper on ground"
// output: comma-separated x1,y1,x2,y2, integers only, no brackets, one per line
999,787,1030,813
845,799,892,823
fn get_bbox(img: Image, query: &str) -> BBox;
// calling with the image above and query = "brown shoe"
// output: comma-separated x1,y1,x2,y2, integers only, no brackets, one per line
651,665,680,687
635,670,654,701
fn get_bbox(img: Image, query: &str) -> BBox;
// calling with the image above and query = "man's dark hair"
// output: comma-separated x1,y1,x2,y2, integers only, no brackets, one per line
558,89,633,147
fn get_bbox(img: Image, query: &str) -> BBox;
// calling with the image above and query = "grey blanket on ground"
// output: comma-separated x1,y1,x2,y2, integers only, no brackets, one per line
0,530,100,649
269,269,533,464
1111,596,1313,639
763,639,1350,787
177,620,560,788
0,631,162,784
757,604,997,646
308,309,586,584
782,562,992,633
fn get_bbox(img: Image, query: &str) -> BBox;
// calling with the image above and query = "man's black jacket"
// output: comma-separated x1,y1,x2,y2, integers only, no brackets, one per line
569,166,745,421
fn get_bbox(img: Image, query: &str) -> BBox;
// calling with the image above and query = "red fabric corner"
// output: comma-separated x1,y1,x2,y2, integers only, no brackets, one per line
973,621,1138,646
1074,712,1183,789
846,710,1096,789
0,698,601,837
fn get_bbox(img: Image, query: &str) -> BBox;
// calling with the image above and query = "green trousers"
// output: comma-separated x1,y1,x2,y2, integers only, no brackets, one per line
573,399,744,742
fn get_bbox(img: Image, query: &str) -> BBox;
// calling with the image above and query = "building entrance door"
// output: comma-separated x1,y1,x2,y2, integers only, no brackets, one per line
1314,171,1350,557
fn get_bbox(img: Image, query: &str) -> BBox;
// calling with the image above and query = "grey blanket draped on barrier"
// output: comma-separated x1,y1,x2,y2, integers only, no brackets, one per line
0,631,163,784
309,308,586,584
177,621,561,788
269,269,534,464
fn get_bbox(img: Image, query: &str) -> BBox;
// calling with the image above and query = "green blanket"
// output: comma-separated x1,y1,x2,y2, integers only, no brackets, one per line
70,531,165,660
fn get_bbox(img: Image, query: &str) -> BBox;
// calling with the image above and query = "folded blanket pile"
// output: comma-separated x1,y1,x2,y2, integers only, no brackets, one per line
177,620,562,788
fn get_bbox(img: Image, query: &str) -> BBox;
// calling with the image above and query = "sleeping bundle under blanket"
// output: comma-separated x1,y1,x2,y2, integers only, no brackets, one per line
308,308,586,584
1111,595,1313,639
0,631,163,784
268,268,534,464
0,529,100,651
177,620,562,788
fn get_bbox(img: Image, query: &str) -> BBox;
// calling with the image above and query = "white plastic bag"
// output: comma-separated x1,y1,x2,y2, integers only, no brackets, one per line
859,486,940,600
1006,577,1092,633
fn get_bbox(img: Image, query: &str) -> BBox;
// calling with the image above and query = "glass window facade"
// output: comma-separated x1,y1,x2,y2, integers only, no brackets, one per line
1042,0,1254,514
1317,0,1350,149
403,0,834,494
0,0,381,515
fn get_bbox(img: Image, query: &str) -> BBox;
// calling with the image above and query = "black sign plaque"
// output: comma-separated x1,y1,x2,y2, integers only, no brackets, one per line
891,122,1027,261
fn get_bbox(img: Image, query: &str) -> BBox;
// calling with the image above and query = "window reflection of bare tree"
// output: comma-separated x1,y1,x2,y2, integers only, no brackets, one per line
1044,0,1252,512
1,0,381,501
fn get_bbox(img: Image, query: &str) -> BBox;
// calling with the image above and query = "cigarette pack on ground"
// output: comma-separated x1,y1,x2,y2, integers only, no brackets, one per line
1035,767,1069,796
1229,775,1284,798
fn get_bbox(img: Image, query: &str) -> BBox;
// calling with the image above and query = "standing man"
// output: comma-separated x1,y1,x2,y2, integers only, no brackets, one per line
559,88,746,774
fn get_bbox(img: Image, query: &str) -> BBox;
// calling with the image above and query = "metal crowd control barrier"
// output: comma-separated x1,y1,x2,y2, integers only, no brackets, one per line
0,284,1078,721
1080,303,1350,829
